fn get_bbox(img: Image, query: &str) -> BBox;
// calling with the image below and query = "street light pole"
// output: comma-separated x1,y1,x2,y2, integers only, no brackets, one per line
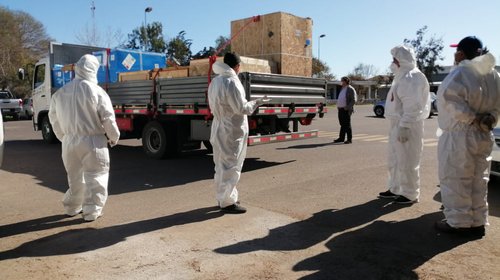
318,34,326,61
144,7,153,51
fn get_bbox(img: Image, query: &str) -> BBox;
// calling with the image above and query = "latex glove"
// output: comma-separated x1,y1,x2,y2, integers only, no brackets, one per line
397,127,410,143
255,95,271,105
108,140,118,147
475,113,496,132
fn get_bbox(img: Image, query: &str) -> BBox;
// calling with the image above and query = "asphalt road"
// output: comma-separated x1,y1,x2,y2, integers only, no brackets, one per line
1,104,499,279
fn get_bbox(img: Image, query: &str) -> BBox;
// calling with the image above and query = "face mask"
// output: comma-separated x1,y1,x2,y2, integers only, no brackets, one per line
389,62,399,74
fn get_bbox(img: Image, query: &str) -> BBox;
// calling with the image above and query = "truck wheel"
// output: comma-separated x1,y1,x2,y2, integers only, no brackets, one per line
41,115,58,143
142,121,168,159
142,121,181,159
374,106,384,117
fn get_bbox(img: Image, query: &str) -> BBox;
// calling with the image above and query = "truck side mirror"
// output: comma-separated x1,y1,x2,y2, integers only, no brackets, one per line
18,68,25,80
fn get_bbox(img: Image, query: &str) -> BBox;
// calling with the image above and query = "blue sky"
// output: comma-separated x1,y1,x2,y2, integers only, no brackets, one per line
2,0,499,77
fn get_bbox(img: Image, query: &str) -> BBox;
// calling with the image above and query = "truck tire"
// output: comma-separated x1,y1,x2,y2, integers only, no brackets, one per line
374,106,384,118
25,111,33,120
41,115,58,143
142,121,180,159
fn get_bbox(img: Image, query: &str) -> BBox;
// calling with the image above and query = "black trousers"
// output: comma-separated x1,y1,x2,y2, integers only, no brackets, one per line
337,108,352,141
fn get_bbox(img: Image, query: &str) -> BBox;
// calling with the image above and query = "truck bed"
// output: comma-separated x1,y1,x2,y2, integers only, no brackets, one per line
106,72,326,110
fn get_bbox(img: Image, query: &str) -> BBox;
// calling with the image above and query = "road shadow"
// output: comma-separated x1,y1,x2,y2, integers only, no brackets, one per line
293,212,481,280
0,206,223,260
2,139,291,195
432,179,500,218
0,215,86,238
276,142,336,150
215,199,412,254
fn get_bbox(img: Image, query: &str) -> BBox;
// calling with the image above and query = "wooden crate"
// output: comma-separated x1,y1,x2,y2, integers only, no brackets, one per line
231,12,313,77
155,67,190,79
188,56,273,77
118,70,150,81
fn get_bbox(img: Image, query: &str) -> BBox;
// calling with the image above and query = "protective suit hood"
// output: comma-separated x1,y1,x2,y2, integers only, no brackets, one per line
469,52,496,76
75,54,99,84
212,61,237,77
391,45,417,74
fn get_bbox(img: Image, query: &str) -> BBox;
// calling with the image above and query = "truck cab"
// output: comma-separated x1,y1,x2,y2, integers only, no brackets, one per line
30,42,105,143
31,57,54,140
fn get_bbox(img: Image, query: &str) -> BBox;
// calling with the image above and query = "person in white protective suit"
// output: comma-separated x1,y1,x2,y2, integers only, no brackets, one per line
377,45,430,204
49,54,120,222
435,36,500,237
208,52,270,214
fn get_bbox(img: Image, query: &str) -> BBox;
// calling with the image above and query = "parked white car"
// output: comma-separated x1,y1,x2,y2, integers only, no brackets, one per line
20,98,33,120
490,123,500,178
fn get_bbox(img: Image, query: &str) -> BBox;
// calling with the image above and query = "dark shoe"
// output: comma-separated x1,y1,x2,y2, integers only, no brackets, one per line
435,220,464,233
377,190,398,199
344,140,352,144
394,195,418,204
470,225,486,237
333,138,344,143
220,203,247,214
435,220,485,237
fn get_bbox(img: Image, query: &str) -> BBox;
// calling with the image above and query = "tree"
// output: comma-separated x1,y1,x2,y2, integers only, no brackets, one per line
404,26,444,83
166,31,192,66
348,63,379,80
75,24,125,48
214,36,231,56
126,21,166,53
0,6,52,97
191,47,215,60
192,35,231,60
312,58,335,80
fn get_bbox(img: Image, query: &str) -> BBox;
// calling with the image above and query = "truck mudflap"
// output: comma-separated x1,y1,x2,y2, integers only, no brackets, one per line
248,130,319,146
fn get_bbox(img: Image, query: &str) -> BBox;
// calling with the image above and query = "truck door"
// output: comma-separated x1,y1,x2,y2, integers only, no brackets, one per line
32,59,51,128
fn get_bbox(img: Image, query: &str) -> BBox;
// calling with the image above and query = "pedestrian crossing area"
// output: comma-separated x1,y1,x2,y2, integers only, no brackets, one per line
318,131,439,147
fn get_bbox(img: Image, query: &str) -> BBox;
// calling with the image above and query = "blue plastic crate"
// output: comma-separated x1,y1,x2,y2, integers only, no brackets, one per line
93,48,166,83
52,64,74,89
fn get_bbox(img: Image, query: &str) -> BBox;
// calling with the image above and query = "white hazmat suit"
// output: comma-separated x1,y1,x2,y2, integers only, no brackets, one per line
437,52,500,228
49,54,120,221
208,61,261,208
384,46,430,202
